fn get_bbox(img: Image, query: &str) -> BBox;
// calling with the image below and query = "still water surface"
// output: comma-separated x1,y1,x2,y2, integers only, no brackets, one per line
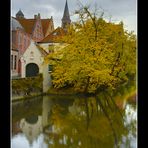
11,95,137,148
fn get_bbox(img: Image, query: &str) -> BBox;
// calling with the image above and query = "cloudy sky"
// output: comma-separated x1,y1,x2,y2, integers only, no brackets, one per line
11,0,137,33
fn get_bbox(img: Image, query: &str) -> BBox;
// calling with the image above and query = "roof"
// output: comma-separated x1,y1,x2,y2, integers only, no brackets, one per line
16,18,53,36
41,19,53,36
38,27,66,43
11,17,24,31
36,44,48,56
16,18,36,34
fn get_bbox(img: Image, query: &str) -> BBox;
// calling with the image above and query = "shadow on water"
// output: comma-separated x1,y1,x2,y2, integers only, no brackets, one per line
11,94,137,148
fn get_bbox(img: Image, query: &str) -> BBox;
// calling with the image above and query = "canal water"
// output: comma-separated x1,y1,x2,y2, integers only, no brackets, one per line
11,95,137,148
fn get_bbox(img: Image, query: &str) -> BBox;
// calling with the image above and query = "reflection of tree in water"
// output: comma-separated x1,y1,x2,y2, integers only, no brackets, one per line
44,93,135,148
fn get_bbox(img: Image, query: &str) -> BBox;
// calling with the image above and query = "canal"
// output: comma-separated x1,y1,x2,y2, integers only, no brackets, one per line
11,94,137,148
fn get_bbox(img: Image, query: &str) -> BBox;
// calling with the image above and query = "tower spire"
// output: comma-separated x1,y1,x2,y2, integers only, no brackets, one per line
16,9,24,19
62,0,71,30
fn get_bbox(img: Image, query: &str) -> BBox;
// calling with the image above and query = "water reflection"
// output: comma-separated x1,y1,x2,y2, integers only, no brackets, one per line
11,95,137,148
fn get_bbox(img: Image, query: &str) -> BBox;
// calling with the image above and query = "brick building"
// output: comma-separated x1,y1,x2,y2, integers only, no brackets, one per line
11,10,54,78
11,0,71,83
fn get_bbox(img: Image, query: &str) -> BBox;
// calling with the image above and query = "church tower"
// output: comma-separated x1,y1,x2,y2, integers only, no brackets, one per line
61,0,71,30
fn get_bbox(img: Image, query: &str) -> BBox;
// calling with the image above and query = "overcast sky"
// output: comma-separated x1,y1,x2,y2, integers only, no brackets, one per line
11,0,137,33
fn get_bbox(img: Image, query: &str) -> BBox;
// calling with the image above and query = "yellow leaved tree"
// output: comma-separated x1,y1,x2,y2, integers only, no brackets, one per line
47,5,136,94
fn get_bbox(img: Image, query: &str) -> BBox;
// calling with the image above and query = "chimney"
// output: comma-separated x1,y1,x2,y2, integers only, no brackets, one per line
34,15,37,19
38,13,40,19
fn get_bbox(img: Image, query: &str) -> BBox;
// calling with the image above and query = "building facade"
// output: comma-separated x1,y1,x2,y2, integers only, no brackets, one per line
11,11,54,78
11,0,71,92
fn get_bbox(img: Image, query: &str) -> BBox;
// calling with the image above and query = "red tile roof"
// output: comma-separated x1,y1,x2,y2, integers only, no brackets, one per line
36,44,48,56
38,27,66,43
16,18,53,37
16,18,36,34
41,19,53,36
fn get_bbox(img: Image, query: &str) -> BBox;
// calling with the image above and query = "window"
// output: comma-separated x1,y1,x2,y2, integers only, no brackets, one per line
48,65,53,72
14,55,17,70
11,55,13,70
18,34,20,45
24,38,26,47
20,34,22,43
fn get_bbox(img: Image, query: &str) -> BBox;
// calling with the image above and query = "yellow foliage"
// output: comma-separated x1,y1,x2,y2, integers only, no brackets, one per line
48,7,136,94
